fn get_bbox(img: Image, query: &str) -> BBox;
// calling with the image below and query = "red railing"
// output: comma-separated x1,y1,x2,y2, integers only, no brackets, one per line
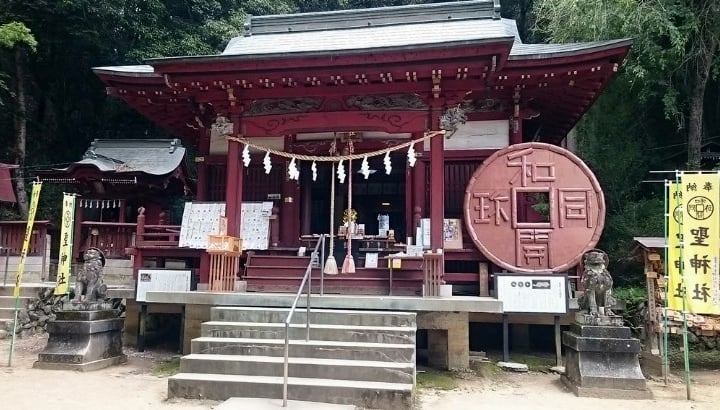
0,220,51,256
80,221,136,259
135,211,180,248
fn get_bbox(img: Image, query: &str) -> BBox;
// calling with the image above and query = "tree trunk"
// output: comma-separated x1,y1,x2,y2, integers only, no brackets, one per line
687,34,718,169
13,47,29,218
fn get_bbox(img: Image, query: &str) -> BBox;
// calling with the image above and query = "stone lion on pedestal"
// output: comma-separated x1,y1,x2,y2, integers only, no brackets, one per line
578,249,616,316
73,247,108,302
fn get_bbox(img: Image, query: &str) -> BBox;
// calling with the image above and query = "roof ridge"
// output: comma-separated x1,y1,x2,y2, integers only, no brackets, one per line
245,0,500,36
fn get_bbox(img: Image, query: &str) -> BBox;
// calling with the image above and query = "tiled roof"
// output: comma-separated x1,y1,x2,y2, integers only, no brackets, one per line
222,17,515,57
67,139,186,176
509,39,633,60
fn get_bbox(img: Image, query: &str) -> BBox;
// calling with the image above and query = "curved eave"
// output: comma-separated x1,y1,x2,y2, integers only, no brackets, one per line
508,38,633,62
504,39,632,143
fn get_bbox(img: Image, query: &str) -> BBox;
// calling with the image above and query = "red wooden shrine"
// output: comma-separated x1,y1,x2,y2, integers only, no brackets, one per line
91,0,630,293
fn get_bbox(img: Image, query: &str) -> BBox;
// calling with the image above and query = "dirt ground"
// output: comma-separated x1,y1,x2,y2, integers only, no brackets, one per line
1,335,719,410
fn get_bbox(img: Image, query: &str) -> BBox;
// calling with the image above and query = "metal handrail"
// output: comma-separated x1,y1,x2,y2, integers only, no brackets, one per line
282,234,324,407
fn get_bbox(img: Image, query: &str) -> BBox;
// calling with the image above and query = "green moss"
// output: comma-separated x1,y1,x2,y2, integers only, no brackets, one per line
416,371,458,390
474,360,501,378
507,353,556,372
669,349,720,370
152,356,181,377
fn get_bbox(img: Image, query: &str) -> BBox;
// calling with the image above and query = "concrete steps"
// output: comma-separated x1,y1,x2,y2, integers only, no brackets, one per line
169,373,412,408
201,322,415,344
180,354,414,384
169,306,416,409
213,307,416,327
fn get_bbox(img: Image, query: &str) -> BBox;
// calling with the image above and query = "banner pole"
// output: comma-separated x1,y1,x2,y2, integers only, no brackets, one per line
7,181,43,367
662,180,670,385
676,171,691,400
7,293,20,366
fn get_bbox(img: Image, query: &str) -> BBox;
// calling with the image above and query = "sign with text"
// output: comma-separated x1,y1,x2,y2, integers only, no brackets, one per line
667,182,683,311
135,269,192,302
495,273,568,314
13,182,42,298
675,174,720,314
55,193,76,295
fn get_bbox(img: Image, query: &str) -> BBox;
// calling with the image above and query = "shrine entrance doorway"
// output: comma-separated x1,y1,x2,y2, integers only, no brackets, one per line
305,153,406,241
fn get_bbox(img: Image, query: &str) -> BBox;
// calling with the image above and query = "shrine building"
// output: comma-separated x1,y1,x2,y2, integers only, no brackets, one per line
88,0,630,370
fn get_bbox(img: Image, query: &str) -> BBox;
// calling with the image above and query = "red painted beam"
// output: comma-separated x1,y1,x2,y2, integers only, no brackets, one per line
242,111,428,137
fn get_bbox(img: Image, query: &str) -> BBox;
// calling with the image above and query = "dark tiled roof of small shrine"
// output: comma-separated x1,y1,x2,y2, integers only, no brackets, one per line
59,139,186,176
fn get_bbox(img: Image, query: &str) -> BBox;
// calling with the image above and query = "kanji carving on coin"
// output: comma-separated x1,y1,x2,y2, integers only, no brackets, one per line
464,143,606,273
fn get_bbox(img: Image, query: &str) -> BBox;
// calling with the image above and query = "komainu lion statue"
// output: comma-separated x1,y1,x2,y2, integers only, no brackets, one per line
73,247,108,302
578,249,616,316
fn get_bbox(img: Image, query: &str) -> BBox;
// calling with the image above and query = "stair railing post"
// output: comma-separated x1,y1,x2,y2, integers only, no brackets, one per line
283,321,289,407
320,235,325,296
306,260,311,342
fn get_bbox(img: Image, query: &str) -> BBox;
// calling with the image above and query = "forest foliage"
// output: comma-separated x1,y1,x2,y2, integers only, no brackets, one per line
1,0,718,284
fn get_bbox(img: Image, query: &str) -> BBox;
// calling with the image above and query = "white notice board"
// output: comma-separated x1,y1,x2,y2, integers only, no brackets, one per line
179,202,226,248
495,274,568,314
136,269,192,302
240,201,272,250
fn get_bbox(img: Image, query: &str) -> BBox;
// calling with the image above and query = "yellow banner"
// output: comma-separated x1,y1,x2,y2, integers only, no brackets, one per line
677,174,720,314
13,182,42,298
667,182,683,311
55,193,75,295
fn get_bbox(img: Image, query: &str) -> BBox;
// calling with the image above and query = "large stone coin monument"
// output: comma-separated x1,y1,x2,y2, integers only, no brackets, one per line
561,249,650,399
34,248,127,371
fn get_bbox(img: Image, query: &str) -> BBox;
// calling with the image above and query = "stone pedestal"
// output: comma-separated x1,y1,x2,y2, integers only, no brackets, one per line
34,308,127,371
561,322,651,399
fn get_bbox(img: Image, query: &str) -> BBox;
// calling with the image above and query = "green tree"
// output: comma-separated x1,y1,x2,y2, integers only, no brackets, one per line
0,22,37,218
534,0,720,169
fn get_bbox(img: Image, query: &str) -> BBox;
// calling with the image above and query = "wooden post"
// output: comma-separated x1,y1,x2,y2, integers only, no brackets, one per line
430,131,444,251
196,129,211,201
479,262,489,297
270,206,280,247
225,112,244,237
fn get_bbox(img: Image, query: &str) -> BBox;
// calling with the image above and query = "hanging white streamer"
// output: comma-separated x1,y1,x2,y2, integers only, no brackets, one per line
311,161,317,181
288,157,300,181
407,144,417,167
384,151,392,175
242,144,251,167
337,160,346,184
263,151,272,174
360,156,370,179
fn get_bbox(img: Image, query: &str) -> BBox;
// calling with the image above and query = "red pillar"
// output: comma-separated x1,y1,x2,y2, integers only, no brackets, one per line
280,137,300,246
430,131,445,251
225,113,244,237
300,163,312,236
511,86,523,145
428,102,445,251
196,129,211,201
196,128,213,284
410,132,426,241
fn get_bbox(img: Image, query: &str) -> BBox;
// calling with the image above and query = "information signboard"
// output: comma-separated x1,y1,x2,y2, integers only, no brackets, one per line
495,273,568,314
135,269,192,302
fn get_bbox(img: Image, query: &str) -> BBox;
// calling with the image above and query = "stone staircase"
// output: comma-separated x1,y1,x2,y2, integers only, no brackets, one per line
0,284,48,328
169,307,416,409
